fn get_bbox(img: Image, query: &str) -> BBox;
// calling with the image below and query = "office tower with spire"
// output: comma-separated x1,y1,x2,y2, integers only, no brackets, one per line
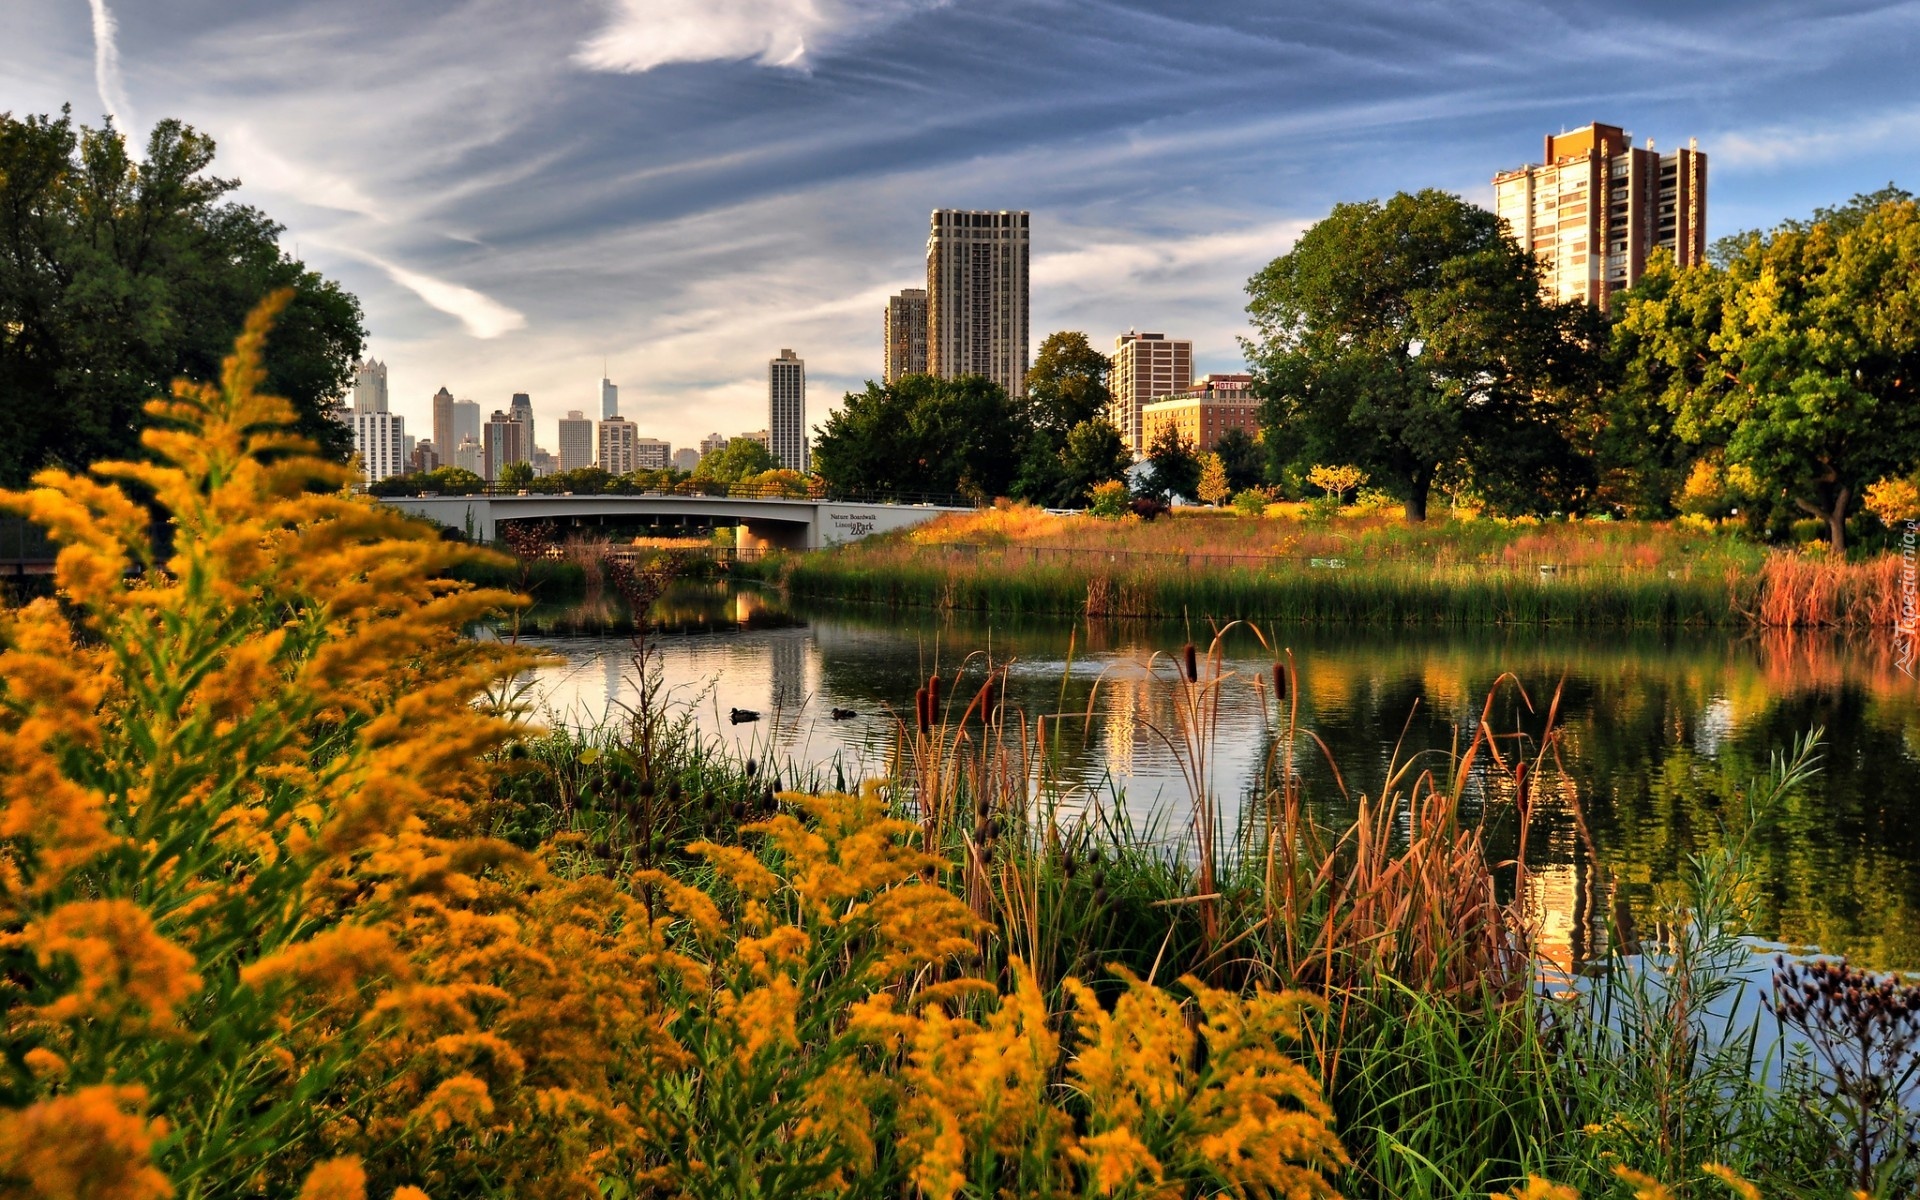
1494,122,1708,310
1110,332,1192,457
884,288,928,382
431,387,455,458
769,349,807,472
601,375,618,420
558,411,595,472
927,209,1030,398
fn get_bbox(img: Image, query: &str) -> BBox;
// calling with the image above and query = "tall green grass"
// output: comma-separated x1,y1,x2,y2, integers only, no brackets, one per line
761,553,1745,627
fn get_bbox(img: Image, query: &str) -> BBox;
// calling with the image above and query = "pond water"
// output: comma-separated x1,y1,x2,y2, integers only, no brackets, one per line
517,582,1920,972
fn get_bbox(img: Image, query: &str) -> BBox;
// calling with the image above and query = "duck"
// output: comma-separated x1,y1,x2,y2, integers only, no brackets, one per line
829,707,860,721
729,707,761,725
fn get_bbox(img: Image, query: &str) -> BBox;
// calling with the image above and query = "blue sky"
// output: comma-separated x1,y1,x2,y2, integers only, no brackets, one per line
5,0,1917,451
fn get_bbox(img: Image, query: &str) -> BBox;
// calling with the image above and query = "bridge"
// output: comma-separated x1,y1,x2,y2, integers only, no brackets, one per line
377,491,972,551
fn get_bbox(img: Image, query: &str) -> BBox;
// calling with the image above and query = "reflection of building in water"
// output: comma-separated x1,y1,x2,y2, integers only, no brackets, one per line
605,647,629,710
733,590,761,625
769,634,806,714
1100,673,1144,778
1520,771,1597,972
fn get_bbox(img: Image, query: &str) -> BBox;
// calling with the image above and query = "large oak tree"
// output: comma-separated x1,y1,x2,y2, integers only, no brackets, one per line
1245,189,1600,521
1614,187,1920,551
0,109,364,487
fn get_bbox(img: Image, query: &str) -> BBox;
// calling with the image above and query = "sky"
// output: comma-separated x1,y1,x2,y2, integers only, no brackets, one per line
4,0,1918,453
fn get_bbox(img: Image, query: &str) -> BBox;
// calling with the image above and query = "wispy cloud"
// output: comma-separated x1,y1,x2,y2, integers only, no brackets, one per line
337,250,527,340
86,0,133,129
576,0,944,73
1713,106,1920,171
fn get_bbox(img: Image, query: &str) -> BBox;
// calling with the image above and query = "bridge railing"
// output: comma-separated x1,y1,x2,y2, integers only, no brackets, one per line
362,478,975,507
0,516,57,576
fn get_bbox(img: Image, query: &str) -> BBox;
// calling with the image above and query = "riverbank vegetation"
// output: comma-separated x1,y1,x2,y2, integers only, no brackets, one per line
751,503,1904,628
3,310,1917,1198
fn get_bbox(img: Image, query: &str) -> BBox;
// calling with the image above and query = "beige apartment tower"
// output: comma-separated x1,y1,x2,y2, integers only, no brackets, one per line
557,410,594,472
927,209,1030,398
1494,122,1708,310
598,416,638,476
1110,332,1192,456
884,288,928,383
769,349,808,472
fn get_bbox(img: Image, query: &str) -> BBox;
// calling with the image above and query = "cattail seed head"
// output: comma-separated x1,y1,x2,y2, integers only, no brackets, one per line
1182,643,1198,683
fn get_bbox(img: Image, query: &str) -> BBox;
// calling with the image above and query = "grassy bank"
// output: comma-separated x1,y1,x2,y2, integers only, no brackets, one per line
748,505,1903,628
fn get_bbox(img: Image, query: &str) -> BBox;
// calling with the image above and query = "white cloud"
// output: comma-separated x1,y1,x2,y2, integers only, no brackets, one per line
222,125,386,220
1713,107,1920,171
346,252,527,340
86,0,133,129
576,0,943,73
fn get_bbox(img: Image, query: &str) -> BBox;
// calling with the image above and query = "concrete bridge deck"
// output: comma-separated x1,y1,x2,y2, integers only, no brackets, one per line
377,492,971,550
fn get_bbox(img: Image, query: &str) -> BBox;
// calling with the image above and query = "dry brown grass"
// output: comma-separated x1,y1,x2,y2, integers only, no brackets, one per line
1753,553,1901,627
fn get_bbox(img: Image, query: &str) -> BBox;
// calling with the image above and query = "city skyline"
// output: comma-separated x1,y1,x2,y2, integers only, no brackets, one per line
4,1,1914,451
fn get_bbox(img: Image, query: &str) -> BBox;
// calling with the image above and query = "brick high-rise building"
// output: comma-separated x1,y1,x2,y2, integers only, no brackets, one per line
883,288,928,383
483,410,527,481
927,210,1029,398
1493,122,1708,310
1110,332,1192,457
769,349,807,472
1141,374,1259,455
557,410,594,472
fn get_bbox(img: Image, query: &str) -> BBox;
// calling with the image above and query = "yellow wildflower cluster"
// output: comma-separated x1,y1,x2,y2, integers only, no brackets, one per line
0,298,1348,1198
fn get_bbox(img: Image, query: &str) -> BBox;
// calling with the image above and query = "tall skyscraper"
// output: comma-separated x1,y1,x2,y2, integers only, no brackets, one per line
557,411,595,472
351,410,405,483
1494,122,1708,310
1110,332,1192,457
927,209,1030,398
452,399,481,448
769,349,807,472
483,410,527,481
598,416,638,475
432,387,455,458
883,288,928,383
508,392,534,430
601,377,619,420
352,359,388,413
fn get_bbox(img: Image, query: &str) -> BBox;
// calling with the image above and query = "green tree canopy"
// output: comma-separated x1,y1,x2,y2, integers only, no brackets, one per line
0,109,365,486
812,374,1023,499
1615,187,1920,551
1024,331,1112,435
695,436,778,483
1245,189,1600,520
1214,427,1265,493
1141,421,1200,503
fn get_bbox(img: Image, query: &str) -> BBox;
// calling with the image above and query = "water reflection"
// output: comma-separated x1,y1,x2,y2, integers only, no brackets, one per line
519,584,1920,970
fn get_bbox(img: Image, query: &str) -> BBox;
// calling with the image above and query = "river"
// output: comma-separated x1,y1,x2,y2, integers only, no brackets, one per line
517,581,1920,971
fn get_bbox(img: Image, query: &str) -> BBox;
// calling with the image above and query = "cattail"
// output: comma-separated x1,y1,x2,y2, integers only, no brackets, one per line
667,780,682,803
1182,643,1198,683
927,674,941,719
915,686,929,732
730,800,746,819
638,778,655,799
1514,760,1531,809
1273,662,1287,700
744,758,758,779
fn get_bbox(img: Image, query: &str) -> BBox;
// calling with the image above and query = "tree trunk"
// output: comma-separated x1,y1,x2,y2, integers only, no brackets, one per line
1404,474,1430,522
1794,483,1853,554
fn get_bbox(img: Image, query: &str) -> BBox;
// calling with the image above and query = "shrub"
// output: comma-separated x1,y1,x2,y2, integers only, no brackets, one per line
1129,495,1170,521
1306,463,1367,503
1231,487,1271,517
1088,479,1129,518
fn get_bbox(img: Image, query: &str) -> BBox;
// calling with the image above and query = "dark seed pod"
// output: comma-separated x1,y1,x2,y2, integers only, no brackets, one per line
667,781,683,803
638,778,656,799
730,801,747,820
762,785,777,812
1092,886,1108,907
915,686,929,733
1183,643,1198,683
744,758,758,779
1273,663,1287,700
1062,855,1078,879
927,674,941,718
